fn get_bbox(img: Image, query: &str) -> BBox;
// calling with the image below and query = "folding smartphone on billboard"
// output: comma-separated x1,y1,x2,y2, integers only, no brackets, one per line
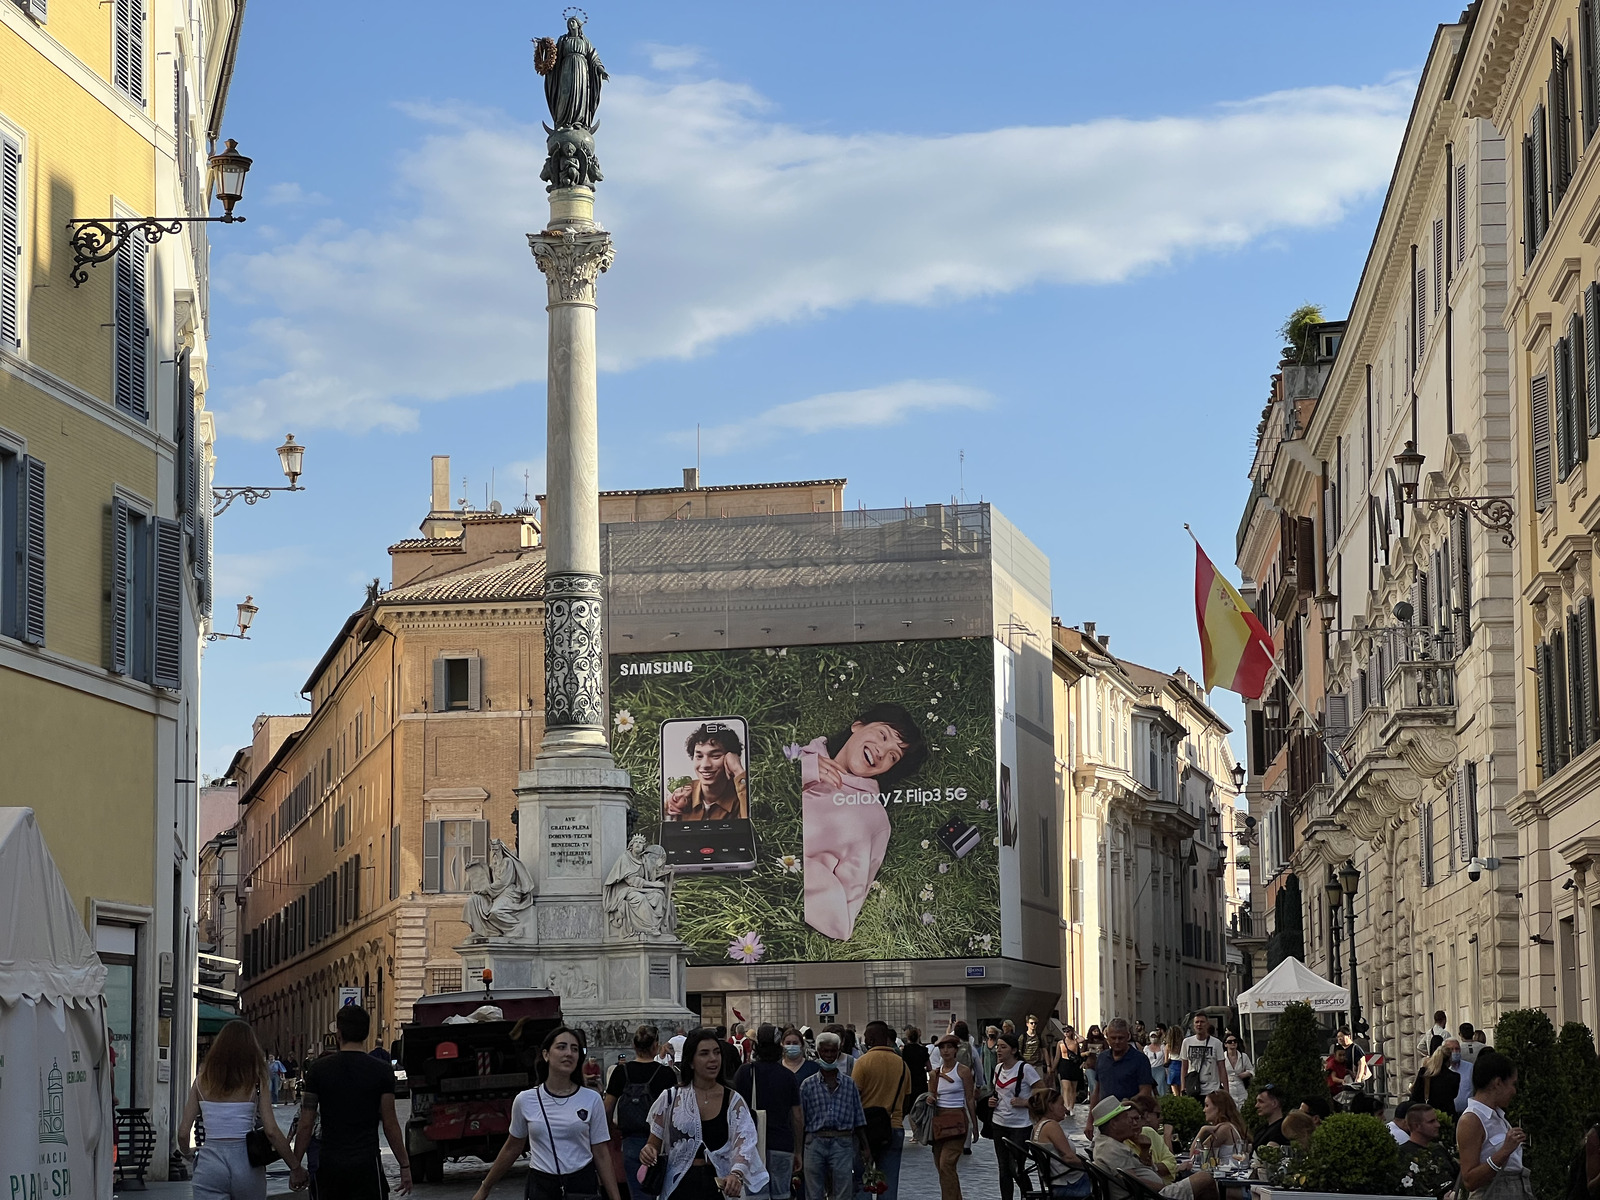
658,716,757,873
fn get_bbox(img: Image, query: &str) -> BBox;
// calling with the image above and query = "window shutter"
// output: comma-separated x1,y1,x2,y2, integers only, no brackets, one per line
1534,105,1551,246
152,516,182,690
0,133,19,351
16,454,45,645
471,819,489,865
113,0,144,106
1433,549,1446,631
1416,266,1428,361
1557,338,1573,480
1456,162,1469,263
110,498,131,674
113,240,148,421
467,655,483,711
1589,0,1600,141
1325,693,1350,745
1573,314,1591,462
350,853,360,921
1433,218,1444,312
177,350,198,528
1553,45,1574,206
1556,628,1573,770
1422,803,1434,886
1537,641,1551,779
432,658,448,712
1580,598,1593,755
391,825,400,901
1455,770,1471,867
1454,509,1472,648
1525,136,1539,267
1466,762,1480,858
422,821,441,893
1587,284,1600,438
1571,611,1588,755
1534,373,1554,510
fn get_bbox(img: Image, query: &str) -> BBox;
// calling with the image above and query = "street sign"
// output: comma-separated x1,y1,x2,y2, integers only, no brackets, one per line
815,992,837,1017
338,986,362,1009
965,965,986,979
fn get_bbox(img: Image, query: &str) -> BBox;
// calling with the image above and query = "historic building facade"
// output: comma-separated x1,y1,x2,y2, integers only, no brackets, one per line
238,458,545,1055
1463,0,1600,1031
0,0,242,1171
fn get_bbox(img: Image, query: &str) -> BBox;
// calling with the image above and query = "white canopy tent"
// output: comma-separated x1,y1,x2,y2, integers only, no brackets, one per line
1235,956,1349,1058
0,807,114,1199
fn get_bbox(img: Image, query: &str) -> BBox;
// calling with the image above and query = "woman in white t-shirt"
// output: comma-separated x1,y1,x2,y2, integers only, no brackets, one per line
987,1033,1042,1200
472,1026,623,1200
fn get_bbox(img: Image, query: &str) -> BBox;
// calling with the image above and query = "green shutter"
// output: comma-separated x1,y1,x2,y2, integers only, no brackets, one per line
16,455,44,645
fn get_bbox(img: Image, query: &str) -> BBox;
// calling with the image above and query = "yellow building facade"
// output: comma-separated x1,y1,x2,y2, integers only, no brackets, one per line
1,0,243,1175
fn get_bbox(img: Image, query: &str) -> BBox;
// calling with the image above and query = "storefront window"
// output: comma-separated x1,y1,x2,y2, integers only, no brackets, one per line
98,923,138,1109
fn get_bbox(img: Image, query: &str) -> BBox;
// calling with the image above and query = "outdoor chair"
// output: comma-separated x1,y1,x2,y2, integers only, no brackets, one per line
995,1135,1053,1200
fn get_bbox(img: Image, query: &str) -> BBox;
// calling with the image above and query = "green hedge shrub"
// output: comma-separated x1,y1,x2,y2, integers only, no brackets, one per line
1495,1008,1579,1200
1304,1113,1402,1195
1245,1001,1326,1131
1159,1094,1205,1146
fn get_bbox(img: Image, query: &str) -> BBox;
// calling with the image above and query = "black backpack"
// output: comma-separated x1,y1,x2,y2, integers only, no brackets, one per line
864,1060,910,1155
615,1064,661,1137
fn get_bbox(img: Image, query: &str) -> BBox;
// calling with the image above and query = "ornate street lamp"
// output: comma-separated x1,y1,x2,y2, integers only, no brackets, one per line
1231,761,1247,790
1324,871,1344,986
1315,590,1339,630
1339,859,1365,1034
1392,441,1515,546
207,596,258,642
67,140,254,286
214,435,307,515
1263,695,1282,724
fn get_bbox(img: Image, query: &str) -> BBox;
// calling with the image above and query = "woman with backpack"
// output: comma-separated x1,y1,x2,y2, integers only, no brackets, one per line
733,1025,804,1199
606,1026,681,1200
986,1033,1041,1200
472,1026,623,1200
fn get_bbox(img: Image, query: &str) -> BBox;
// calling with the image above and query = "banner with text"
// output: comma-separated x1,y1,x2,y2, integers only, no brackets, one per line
610,638,1000,965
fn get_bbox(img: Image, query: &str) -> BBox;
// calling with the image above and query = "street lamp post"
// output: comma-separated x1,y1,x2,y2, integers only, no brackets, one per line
1324,872,1344,987
1392,440,1516,546
1339,859,1364,1034
213,435,307,515
206,596,259,642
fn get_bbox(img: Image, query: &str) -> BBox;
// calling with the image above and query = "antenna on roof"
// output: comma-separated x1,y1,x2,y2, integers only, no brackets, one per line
459,475,469,511
523,470,531,507
959,449,965,504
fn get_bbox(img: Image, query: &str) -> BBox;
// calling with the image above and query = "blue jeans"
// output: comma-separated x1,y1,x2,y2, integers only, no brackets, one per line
855,1129,904,1200
805,1136,856,1200
759,1149,795,1199
622,1134,649,1200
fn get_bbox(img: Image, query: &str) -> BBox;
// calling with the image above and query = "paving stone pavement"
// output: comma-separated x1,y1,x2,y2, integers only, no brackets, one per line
133,1101,1090,1199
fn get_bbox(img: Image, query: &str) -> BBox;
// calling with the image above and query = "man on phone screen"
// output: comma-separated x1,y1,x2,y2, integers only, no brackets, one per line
666,724,747,821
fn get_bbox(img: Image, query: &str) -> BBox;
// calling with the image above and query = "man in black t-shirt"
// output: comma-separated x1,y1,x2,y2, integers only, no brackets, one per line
733,1026,803,1200
605,1025,679,1200
292,1005,411,1198
1253,1083,1289,1147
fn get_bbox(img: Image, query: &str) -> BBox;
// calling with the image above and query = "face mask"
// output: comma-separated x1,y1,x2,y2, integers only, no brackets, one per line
1451,1052,1462,1065
784,1045,803,1059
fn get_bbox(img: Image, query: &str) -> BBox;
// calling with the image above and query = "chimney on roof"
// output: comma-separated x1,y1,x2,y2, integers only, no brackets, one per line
683,467,701,490
420,454,465,540
1083,621,1096,642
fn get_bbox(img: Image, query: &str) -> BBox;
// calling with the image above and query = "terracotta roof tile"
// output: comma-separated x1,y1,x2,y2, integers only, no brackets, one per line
381,555,546,604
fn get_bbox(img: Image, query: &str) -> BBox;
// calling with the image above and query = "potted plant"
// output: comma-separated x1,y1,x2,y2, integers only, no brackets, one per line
1303,1113,1402,1195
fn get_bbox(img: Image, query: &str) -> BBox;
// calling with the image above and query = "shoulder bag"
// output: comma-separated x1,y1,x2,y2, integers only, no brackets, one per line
864,1060,908,1156
534,1087,601,1200
639,1089,693,1197
245,1087,280,1168
750,1070,769,1161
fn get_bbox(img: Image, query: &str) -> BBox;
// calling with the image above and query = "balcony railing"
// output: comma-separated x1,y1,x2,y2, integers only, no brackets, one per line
1389,657,1456,708
1230,911,1268,942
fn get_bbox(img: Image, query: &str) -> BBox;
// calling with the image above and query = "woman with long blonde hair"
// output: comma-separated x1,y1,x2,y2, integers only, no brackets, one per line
178,1020,304,1199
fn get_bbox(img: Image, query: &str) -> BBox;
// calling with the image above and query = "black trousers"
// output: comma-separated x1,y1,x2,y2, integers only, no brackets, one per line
313,1160,385,1200
993,1125,1031,1200
526,1162,600,1200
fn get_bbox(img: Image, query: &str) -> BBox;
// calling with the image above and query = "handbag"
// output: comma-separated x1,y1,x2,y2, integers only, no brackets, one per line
534,1086,602,1200
864,1060,907,1156
931,1107,969,1141
638,1089,675,1197
246,1088,280,1168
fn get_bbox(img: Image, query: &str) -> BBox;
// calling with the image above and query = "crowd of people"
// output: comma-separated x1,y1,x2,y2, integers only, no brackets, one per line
177,1006,1558,1200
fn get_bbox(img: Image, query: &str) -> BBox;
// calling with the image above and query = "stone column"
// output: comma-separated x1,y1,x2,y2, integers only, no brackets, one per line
529,185,615,760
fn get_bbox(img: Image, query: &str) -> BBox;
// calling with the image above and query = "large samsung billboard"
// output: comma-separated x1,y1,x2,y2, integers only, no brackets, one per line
609,638,1004,966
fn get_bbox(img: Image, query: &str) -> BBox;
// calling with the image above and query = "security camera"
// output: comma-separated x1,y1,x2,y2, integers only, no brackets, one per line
1468,857,1485,883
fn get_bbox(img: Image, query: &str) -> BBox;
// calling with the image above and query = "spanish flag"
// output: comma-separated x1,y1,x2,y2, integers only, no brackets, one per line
1192,535,1275,700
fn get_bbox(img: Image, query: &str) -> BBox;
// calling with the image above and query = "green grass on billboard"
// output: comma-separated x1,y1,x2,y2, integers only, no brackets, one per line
610,638,1000,966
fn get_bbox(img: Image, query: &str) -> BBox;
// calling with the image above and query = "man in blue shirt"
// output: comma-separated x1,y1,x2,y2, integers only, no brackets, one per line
1088,1018,1156,1111
799,1033,870,1200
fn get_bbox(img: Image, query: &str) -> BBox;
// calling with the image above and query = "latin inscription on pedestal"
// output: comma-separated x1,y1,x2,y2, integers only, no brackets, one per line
546,810,594,877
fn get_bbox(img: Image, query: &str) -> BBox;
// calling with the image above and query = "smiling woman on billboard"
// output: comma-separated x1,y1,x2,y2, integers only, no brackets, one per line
799,703,928,939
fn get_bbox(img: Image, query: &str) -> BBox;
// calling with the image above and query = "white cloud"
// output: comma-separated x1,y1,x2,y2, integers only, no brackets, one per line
641,42,705,72
259,181,327,207
212,546,310,598
214,75,1412,436
693,379,990,451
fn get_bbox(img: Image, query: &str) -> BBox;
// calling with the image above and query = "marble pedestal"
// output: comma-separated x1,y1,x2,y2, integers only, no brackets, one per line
455,750,695,1065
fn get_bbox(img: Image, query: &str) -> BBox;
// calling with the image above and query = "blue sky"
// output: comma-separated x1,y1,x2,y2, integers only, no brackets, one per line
198,0,1448,775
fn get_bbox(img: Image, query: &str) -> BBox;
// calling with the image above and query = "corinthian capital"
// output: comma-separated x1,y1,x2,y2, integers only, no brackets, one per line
528,228,615,304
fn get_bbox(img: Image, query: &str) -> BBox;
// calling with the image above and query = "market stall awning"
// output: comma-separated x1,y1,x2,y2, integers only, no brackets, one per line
1235,955,1348,1012
197,1002,237,1035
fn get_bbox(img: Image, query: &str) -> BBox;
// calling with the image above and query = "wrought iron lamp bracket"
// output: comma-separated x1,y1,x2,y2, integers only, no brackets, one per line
67,215,244,287
212,483,300,516
1414,493,1516,547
